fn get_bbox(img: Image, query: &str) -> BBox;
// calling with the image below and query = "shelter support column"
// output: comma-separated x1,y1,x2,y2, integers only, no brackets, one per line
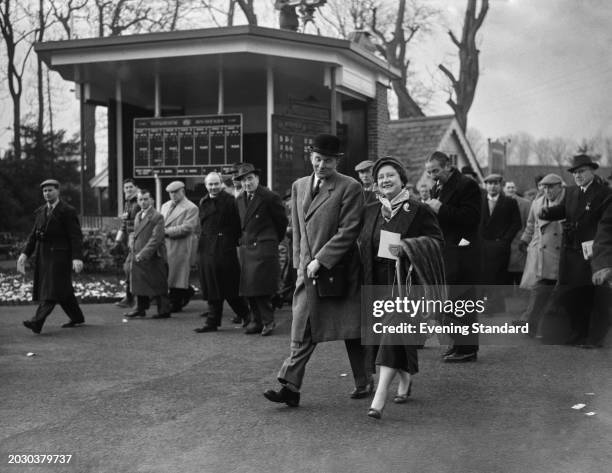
79,82,85,217
330,66,337,135
218,56,224,114
115,79,123,216
266,62,274,189
154,72,162,211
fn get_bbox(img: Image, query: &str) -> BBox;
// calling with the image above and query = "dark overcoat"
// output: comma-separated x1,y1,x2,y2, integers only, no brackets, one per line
23,201,83,302
198,192,242,301
291,172,364,343
237,185,288,297
130,208,169,297
542,177,612,286
479,193,522,284
430,168,482,286
592,197,612,273
359,199,444,285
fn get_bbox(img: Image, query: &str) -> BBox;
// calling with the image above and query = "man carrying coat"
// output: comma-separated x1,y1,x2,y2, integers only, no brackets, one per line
263,134,369,407
235,163,288,336
194,172,250,332
124,189,171,318
541,154,612,348
19,179,85,334
161,181,199,312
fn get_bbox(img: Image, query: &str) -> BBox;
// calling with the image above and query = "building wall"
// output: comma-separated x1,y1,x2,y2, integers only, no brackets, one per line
367,82,389,161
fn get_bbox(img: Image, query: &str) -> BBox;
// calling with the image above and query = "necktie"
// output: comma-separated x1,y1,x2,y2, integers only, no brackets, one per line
312,179,321,199
46,205,52,218
248,193,254,202
488,198,496,214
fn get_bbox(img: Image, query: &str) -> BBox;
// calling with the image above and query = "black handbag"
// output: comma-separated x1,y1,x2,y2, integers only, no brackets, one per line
309,263,347,298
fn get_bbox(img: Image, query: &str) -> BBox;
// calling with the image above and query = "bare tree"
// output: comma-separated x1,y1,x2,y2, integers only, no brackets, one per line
504,132,533,165
234,0,257,25
50,0,88,39
438,0,489,132
466,127,487,166
0,0,36,159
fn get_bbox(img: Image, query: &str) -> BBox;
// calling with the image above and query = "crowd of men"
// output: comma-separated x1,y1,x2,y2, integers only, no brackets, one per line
19,138,612,357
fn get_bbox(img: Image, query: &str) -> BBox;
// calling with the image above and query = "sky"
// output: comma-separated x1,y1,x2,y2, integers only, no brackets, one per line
418,0,612,141
2,0,612,155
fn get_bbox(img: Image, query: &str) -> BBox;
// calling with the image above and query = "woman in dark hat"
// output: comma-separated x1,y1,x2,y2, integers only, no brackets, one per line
358,156,445,419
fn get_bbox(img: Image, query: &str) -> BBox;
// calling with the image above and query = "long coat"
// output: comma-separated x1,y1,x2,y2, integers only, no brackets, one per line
479,193,522,284
520,190,565,282
291,172,364,343
160,197,199,288
198,192,242,301
431,168,482,286
236,185,287,297
507,195,531,272
542,177,612,286
23,201,83,302
592,198,612,273
130,208,168,297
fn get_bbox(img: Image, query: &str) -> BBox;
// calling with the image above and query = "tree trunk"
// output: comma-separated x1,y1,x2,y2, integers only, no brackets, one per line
13,99,21,160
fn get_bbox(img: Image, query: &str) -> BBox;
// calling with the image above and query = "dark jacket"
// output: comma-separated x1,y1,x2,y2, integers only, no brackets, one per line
130,208,168,297
23,201,83,302
120,195,141,240
237,185,288,297
431,168,482,285
198,191,242,301
542,177,612,286
592,199,612,272
479,193,522,284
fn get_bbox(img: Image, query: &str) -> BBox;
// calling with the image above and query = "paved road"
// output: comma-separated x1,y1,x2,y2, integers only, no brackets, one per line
1,301,610,473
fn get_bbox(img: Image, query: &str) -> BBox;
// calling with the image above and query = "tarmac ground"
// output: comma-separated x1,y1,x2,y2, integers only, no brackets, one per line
1,299,611,473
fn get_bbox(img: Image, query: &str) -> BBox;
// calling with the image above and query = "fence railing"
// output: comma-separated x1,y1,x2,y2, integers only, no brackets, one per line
81,216,121,231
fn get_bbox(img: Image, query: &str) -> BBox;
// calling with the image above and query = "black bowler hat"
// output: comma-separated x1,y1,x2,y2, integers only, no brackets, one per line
234,162,261,180
568,154,599,173
460,166,478,178
310,134,344,158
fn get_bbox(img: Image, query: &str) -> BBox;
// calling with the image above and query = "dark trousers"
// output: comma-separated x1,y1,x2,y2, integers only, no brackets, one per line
277,319,369,391
207,297,250,326
31,293,84,329
247,296,274,326
169,287,195,309
447,286,479,354
561,285,611,345
136,295,171,315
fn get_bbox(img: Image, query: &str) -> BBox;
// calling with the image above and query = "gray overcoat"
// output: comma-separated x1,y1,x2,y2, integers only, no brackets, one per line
291,172,364,343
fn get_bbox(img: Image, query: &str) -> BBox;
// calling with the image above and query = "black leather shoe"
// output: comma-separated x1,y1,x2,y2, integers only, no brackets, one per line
23,320,41,334
350,380,374,399
124,310,146,318
61,320,84,328
115,297,134,308
261,322,276,336
393,379,413,403
245,322,263,334
151,313,171,319
444,351,478,363
441,346,456,358
367,407,383,419
263,386,300,407
194,324,217,333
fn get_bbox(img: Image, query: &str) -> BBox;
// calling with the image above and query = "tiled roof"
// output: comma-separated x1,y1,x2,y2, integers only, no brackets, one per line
386,115,456,183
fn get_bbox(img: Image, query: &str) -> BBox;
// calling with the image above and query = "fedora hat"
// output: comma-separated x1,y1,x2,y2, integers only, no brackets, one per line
568,154,599,173
234,163,261,180
310,134,343,158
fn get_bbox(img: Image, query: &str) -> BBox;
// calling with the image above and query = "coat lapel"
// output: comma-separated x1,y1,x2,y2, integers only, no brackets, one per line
242,188,264,227
133,211,152,239
305,174,336,221
164,200,184,227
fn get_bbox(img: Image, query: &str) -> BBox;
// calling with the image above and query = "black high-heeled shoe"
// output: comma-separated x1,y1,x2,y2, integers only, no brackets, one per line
393,379,413,404
367,407,383,419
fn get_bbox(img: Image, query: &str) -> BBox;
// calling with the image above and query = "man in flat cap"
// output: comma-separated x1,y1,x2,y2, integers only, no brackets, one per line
425,151,482,362
19,179,85,334
264,133,369,407
161,181,199,312
516,174,565,337
479,174,522,314
540,154,612,347
194,172,250,332
234,163,288,336
354,159,378,204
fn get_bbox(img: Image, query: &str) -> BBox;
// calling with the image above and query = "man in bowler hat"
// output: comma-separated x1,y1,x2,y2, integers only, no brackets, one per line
263,133,370,407
19,179,85,334
540,154,612,347
235,163,288,336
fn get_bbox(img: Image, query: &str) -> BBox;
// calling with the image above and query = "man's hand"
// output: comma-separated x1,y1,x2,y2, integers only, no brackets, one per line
72,259,84,273
306,258,321,279
425,198,442,214
17,253,27,275
518,240,529,253
388,244,403,257
592,267,612,286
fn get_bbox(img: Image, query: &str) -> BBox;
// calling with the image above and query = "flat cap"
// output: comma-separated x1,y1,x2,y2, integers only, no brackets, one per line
165,180,185,192
483,173,503,183
40,179,60,189
354,160,375,172
539,173,563,185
